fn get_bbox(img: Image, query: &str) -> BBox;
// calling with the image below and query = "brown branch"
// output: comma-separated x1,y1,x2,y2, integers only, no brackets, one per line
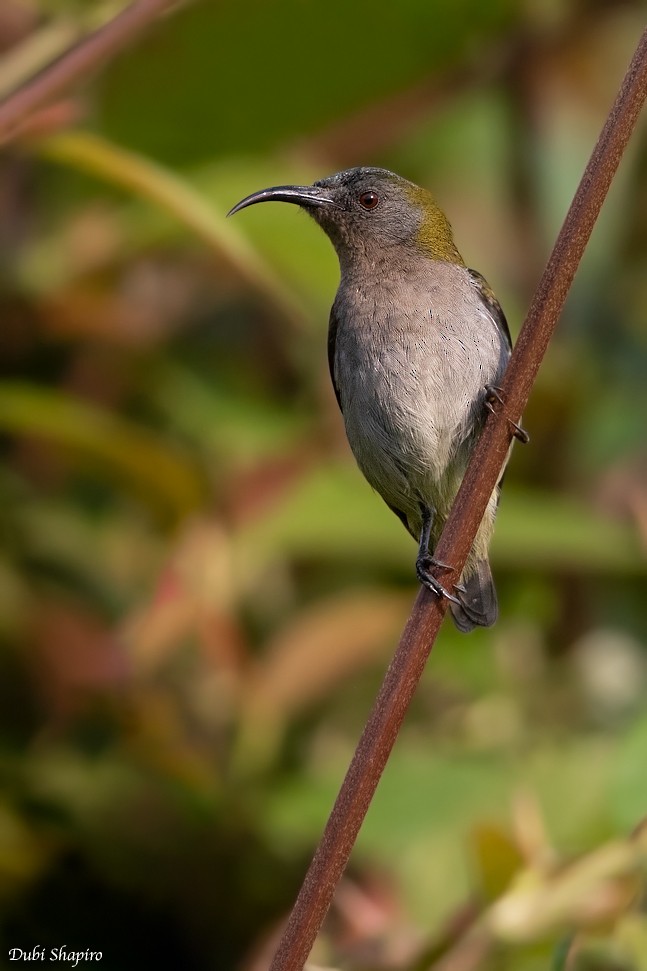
269,27,647,971
0,0,183,145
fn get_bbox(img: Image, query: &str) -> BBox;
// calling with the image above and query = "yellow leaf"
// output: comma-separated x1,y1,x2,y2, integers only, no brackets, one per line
471,822,525,901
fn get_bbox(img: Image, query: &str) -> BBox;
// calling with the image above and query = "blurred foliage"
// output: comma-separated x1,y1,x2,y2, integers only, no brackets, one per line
0,0,646,969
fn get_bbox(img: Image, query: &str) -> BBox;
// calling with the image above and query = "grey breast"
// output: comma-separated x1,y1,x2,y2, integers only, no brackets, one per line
332,262,509,523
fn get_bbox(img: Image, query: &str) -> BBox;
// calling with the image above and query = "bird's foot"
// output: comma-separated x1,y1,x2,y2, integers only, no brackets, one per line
416,555,461,606
484,385,529,444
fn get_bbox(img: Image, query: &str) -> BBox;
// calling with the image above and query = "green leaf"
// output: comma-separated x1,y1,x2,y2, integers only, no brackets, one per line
611,715,647,833
38,131,306,328
0,382,206,518
234,461,647,575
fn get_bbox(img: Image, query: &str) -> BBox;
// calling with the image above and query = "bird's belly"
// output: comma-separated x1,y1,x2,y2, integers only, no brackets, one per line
340,368,461,512
335,326,503,524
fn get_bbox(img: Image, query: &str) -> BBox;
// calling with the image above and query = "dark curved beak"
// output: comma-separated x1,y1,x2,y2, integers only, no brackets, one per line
227,184,338,217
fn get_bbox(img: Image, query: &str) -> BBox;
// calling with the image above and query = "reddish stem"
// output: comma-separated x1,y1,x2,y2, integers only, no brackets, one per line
0,0,179,144
269,27,647,971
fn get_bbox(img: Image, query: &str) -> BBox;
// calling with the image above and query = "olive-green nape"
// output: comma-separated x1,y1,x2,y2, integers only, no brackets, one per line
404,183,465,264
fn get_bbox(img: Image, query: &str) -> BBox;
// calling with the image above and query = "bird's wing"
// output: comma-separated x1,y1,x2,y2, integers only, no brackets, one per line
327,306,343,410
467,268,512,351
328,305,414,538
468,269,514,502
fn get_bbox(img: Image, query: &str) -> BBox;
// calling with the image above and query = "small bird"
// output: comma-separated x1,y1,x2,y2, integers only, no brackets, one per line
229,167,518,632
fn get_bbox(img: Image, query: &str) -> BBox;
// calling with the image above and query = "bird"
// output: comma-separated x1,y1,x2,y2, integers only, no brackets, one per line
229,167,522,632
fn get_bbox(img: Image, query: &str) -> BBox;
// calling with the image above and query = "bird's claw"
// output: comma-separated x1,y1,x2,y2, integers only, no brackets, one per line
417,553,454,573
509,420,530,444
485,384,504,406
416,556,461,606
484,385,529,444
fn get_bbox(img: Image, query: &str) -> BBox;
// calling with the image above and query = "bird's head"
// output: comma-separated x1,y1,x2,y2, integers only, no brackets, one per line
228,167,464,269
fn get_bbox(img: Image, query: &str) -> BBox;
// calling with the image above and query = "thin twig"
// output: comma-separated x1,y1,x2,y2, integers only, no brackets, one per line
269,27,647,971
0,0,182,144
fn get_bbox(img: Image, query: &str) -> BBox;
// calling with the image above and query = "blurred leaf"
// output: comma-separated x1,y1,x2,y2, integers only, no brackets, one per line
0,554,32,636
94,0,519,164
560,918,647,971
488,840,644,942
0,382,206,517
494,491,646,574
615,915,647,970
234,461,647,574
124,519,243,679
551,936,573,971
611,716,647,833
6,484,164,615
234,460,411,567
246,589,408,719
148,360,311,462
471,822,524,902
237,589,408,768
37,130,307,327
0,801,56,903
29,600,127,717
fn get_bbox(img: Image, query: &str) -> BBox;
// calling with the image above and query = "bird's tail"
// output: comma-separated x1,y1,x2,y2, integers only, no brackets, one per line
449,558,498,633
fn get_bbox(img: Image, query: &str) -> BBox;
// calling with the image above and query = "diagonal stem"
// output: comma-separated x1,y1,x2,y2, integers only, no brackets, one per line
0,0,182,144
269,26,647,971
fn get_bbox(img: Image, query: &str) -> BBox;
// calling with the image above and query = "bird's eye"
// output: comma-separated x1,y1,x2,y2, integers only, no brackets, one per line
358,191,379,210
